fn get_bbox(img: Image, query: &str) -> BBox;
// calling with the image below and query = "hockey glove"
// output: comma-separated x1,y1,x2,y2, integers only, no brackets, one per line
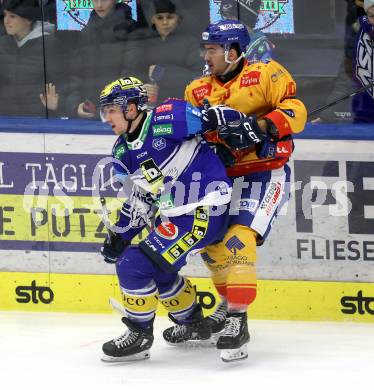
201,103,245,132
219,116,268,151
100,231,129,264
211,143,236,167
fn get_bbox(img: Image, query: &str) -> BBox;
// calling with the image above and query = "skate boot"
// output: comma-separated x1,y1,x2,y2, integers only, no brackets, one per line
163,301,227,346
101,317,154,362
216,312,250,363
163,304,212,346
204,300,227,338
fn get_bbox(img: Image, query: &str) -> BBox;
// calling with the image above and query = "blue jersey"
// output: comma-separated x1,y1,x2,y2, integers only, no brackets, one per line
111,99,232,241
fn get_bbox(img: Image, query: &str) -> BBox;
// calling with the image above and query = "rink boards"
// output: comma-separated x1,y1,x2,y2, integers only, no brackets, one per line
0,271,373,322
1,129,374,321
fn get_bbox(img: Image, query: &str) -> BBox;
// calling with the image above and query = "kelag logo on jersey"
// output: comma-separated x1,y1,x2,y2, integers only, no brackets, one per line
152,124,173,137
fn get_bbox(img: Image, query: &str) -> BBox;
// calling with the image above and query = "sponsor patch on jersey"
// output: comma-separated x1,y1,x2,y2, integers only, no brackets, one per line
156,104,173,113
259,181,282,216
192,84,212,101
225,235,245,255
152,137,166,151
140,159,163,184
113,144,125,159
152,124,173,136
271,69,285,82
240,71,261,88
154,113,174,121
155,222,179,240
280,109,295,118
233,198,259,213
157,193,174,210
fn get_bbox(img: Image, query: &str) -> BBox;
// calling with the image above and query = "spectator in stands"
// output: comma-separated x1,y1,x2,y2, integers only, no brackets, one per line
352,0,374,122
65,0,137,118
0,0,66,117
1,1,5,36
127,0,203,104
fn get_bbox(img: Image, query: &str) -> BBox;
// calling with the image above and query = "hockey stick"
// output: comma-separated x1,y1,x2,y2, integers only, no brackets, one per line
308,81,374,118
100,197,116,244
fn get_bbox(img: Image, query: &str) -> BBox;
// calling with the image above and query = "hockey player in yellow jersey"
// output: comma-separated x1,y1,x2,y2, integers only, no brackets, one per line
163,19,307,363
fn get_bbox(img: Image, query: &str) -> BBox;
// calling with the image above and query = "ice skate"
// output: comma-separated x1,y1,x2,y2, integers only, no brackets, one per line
163,304,212,347
216,312,250,363
101,317,154,362
163,301,227,347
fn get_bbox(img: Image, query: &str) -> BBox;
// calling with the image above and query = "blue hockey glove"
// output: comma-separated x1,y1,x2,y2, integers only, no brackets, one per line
201,102,245,132
218,116,268,151
100,231,129,263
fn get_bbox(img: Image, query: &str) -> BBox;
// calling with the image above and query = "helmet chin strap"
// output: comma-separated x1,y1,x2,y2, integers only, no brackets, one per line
123,105,143,134
221,50,244,76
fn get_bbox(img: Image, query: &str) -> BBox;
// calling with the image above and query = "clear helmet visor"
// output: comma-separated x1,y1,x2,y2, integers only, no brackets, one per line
99,104,127,123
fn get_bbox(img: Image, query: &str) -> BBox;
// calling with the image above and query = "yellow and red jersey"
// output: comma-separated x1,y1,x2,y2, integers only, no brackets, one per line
184,59,307,176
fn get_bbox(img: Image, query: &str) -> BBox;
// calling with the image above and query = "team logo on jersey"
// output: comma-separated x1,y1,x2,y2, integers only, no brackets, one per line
225,236,245,255
156,104,173,113
152,137,166,151
153,124,173,136
240,71,261,88
192,84,212,102
156,222,179,240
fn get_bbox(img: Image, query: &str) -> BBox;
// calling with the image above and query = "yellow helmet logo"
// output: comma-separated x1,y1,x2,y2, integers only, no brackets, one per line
100,76,144,99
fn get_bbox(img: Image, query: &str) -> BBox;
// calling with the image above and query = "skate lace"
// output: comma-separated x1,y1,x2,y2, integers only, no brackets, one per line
171,324,188,337
209,302,227,324
223,316,241,337
113,329,139,348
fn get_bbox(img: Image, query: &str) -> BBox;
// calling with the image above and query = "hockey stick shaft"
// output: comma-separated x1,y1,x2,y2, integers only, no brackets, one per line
100,197,116,244
308,81,374,118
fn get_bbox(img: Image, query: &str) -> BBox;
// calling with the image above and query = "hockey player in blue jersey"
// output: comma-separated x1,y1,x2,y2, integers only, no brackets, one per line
98,76,237,362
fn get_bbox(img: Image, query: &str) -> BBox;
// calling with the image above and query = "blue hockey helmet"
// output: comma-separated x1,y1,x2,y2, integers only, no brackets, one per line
100,76,148,112
201,19,250,58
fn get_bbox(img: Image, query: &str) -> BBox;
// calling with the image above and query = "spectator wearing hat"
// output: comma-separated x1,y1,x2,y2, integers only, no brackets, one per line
0,0,66,117
127,0,204,104
65,0,138,119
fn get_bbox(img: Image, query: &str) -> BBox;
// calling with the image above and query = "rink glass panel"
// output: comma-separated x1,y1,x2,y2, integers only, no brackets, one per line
0,0,370,123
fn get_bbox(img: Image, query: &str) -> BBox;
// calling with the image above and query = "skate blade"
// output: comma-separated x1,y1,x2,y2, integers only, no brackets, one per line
101,350,151,363
165,339,214,348
220,344,248,363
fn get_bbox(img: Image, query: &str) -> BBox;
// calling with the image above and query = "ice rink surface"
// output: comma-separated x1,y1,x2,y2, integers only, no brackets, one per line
1,311,373,390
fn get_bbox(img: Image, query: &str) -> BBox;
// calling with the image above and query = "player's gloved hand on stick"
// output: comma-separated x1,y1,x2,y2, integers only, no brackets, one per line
101,230,129,263
219,116,268,151
201,102,245,132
